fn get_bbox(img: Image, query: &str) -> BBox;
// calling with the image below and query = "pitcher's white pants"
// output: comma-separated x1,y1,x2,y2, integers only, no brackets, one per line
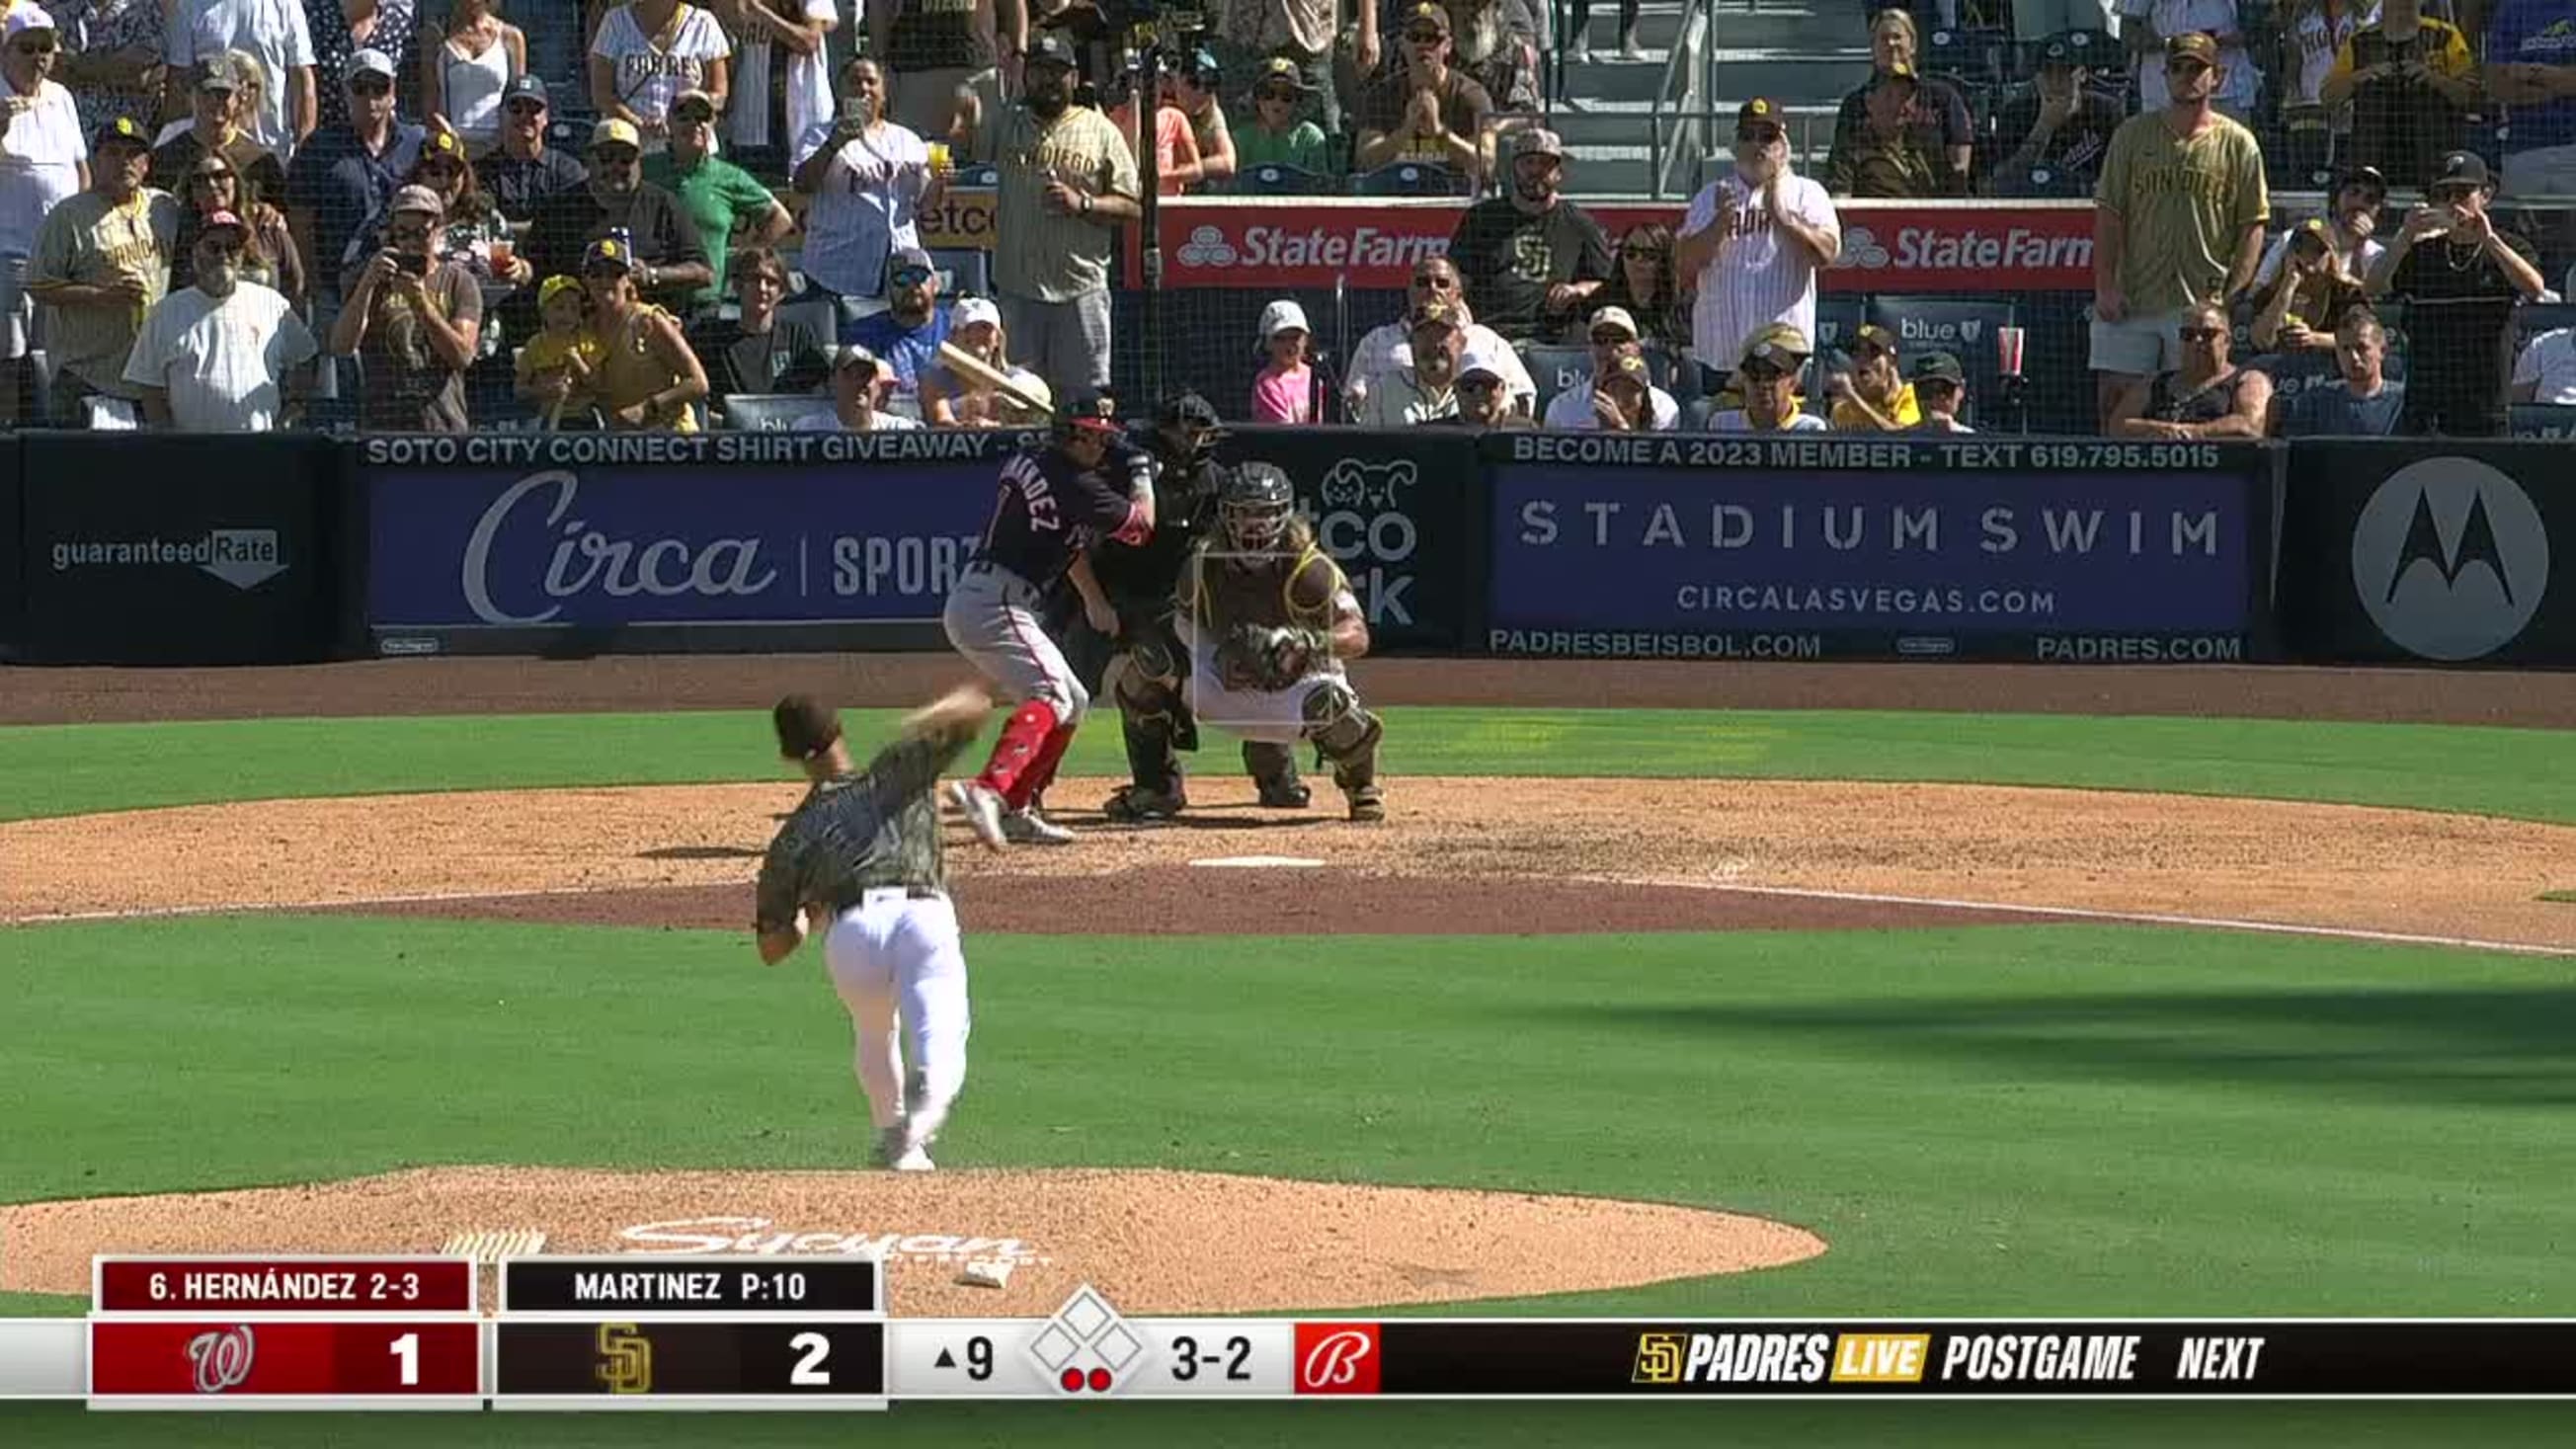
822,889,971,1145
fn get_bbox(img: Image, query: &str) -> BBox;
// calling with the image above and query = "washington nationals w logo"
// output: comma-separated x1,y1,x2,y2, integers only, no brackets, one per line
186,1326,257,1394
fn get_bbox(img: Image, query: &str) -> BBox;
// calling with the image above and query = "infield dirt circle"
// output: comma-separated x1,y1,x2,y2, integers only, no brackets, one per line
5,757,2571,1313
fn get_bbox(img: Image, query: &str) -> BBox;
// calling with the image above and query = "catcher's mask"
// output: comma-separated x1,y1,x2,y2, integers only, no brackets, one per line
1156,391,1226,465
1221,463,1297,555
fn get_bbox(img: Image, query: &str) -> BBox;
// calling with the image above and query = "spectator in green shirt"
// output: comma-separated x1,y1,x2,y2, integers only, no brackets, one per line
1233,54,1331,179
644,88,792,306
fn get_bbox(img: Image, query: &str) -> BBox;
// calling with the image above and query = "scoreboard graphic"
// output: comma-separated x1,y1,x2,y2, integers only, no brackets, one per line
2,1253,2570,1408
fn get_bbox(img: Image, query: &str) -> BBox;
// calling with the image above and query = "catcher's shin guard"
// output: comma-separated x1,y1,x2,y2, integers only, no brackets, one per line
1242,741,1310,808
1300,681,1384,822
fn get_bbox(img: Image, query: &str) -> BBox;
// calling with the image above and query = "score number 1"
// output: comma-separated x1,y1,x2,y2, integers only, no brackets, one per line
391,1332,418,1386
1169,1334,1252,1382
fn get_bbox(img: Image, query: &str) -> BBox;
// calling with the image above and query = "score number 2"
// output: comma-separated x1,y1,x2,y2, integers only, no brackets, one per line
1169,1334,1252,1382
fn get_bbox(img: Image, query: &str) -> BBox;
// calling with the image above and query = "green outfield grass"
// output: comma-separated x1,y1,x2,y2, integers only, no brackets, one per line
2,708,2573,824
3,705,2570,1446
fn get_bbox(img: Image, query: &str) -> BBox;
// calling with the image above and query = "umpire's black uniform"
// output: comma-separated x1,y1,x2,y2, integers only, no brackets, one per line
1044,397,1226,700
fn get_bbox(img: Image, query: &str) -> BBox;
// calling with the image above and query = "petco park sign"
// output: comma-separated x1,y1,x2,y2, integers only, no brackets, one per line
1154,200,2094,292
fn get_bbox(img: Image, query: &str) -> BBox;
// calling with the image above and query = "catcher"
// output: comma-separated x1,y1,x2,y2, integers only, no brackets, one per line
1044,393,1312,821
1169,463,1385,822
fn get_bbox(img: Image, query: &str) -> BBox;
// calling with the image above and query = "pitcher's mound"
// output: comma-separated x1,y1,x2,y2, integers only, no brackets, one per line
0,1167,1826,1315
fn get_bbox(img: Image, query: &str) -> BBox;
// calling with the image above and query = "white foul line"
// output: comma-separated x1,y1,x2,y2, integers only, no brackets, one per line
9,880,2573,959
1692,881,2576,959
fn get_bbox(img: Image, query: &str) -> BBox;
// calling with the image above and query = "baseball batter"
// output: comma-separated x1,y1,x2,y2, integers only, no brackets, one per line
1044,393,1309,821
1172,464,1386,822
754,687,995,1171
941,389,1156,848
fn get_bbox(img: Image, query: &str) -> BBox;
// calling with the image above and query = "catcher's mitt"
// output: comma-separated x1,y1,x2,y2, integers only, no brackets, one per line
1218,622,1325,691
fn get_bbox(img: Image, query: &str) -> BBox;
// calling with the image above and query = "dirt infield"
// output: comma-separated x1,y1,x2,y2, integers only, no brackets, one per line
7,775,2571,947
10,656,2576,728
0,1167,1830,1315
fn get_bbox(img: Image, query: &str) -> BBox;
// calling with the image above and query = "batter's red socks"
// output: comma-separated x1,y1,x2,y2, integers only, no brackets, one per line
978,700,1060,809
1018,722,1079,807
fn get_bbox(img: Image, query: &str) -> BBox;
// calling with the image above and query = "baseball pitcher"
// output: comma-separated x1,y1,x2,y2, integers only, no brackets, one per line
754,686,995,1171
941,388,1156,847
1173,464,1386,822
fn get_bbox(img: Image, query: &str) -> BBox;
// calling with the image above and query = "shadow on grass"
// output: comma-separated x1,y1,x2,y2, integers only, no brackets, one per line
1558,986,2576,1106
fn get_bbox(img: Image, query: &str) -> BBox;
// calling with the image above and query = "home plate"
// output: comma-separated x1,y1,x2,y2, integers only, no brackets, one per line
1191,855,1328,868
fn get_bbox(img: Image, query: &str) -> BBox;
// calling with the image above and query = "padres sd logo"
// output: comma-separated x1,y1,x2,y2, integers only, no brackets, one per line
1633,1332,1684,1385
596,1323,653,1394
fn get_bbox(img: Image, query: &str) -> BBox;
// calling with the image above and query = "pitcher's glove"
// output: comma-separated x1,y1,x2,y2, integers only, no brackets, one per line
1219,623,1327,691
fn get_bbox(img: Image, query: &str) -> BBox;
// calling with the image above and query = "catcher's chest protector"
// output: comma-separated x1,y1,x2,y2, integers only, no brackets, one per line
1194,544,1343,635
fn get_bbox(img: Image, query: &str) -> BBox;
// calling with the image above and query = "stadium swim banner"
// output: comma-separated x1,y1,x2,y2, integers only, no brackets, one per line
1480,435,2271,664
1153,199,2095,292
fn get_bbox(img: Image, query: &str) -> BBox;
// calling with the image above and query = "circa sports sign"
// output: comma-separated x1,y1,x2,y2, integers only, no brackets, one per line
1153,200,2095,292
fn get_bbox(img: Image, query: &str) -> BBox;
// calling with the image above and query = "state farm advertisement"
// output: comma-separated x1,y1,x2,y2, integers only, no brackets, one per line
1155,199,2094,293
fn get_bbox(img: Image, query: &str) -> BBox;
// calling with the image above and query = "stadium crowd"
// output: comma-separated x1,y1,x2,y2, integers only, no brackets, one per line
2,0,2575,437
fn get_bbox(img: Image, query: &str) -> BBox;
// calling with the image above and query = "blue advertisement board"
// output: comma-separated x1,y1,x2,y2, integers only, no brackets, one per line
362,431,1032,652
1484,434,2268,663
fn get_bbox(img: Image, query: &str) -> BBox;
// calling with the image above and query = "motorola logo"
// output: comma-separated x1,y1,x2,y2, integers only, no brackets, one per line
2351,458,2549,661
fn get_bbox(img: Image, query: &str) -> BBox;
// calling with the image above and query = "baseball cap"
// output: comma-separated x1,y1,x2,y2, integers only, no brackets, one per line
1850,322,1897,355
589,117,643,152
1737,97,1784,136
1403,1,1451,35
195,59,239,94
2,7,56,41
1741,321,1811,365
197,208,248,239
772,694,843,761
886,246,935,285
1060,386,1121,434
2164,32,2218,66
2037,32,2077,65
91,115,150,150
1588,305,1640,340
1598,352,1651,392
1515,127,1566,163
2292,215,2333,247
1026,33,1079,70
2337,162,2387,196
1258,298,1311,342
1256,55,1314,92
670,89,719,122
834,343,883,375
422,128,465,161
390,184,444,217
1410,300,1463,334
1182,45,1221,84
537,274,583,308
1457,346,1507,382
346,47,395,83
953,295,1002,331
2431,150,2491,191
583,234,633,272
1910,351,1966,387
503,73,549,107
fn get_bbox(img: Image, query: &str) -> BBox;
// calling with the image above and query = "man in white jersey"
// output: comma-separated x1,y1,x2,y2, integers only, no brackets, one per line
1674,97,1840,398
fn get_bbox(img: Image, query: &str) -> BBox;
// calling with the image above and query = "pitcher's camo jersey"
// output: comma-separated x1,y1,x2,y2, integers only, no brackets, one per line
753,716,981,932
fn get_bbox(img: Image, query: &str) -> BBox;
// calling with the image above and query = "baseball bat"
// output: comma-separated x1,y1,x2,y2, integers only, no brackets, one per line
936,341,1053,420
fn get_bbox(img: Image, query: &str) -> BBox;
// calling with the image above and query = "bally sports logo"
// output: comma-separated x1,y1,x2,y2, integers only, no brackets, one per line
1294,1323,1381,1395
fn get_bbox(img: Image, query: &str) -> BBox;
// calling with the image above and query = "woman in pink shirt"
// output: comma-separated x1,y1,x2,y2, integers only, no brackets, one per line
1248,298,1316,423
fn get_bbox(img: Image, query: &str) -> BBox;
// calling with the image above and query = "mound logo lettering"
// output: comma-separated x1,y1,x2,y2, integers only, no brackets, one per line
186,1326,256,1395
1294,1324,1380,1395
2350,457,2550,661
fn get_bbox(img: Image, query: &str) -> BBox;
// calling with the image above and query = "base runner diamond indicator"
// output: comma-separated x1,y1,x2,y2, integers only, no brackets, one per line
1030,1285,1139,1396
